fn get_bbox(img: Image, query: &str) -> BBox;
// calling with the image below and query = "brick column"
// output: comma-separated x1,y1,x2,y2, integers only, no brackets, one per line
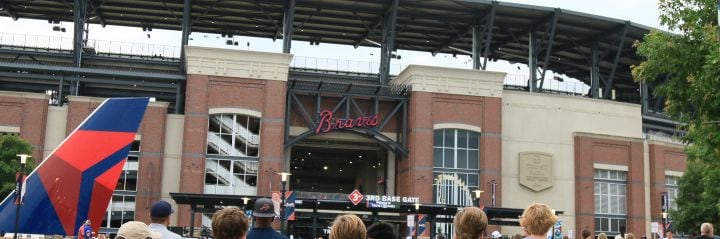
0,92,49,163
391,65,504,205
179,46,292,228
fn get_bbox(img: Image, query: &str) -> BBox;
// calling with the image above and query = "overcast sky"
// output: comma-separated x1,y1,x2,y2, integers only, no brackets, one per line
0,0,662,91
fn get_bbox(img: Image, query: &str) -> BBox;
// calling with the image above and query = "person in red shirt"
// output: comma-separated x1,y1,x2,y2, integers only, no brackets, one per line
77,220,93,239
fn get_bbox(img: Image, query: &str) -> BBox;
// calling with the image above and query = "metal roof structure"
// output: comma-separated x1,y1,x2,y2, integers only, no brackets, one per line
1,0,649,94
0,0,677,134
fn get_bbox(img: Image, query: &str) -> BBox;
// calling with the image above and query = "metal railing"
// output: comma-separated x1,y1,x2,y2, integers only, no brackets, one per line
504,74,591,96
291,55,404,75
0,32,180,58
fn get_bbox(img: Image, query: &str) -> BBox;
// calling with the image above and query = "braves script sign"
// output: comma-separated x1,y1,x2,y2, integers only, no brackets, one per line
315,109,379,134
348,189,364,206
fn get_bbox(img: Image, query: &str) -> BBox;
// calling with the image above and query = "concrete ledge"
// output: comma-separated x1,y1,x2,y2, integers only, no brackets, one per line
594,163,629,172
68,96,170,108
390,65,505,97
185,46,293,81
0,90,49,100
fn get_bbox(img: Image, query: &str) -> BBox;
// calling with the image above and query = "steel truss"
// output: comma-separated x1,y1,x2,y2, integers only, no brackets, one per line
284,79,409,156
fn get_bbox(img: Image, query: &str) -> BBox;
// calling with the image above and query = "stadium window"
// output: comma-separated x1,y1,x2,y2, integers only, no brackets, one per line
594,169,628,235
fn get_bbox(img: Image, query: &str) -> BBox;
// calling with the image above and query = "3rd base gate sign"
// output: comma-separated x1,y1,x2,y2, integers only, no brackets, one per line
349,189,364,205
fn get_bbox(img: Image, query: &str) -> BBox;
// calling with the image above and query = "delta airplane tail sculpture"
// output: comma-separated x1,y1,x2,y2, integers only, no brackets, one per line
0,98,150,235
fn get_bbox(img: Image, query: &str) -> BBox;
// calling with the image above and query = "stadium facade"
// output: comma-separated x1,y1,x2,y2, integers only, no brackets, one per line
0,0,687,238
0,45,685,238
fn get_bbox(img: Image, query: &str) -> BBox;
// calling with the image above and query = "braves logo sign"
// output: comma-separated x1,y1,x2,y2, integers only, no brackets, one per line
315,110,379,134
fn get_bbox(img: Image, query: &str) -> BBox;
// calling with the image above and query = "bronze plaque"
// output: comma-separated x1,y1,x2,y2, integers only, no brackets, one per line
519,151,553,192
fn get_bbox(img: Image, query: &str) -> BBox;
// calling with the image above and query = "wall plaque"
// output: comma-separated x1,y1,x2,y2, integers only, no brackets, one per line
519,151,553,192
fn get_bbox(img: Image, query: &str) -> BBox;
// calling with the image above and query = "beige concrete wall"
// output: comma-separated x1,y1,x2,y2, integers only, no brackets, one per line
43,106,68,158
501,91,643,235
161,114,185,225
391,65,505,98
185,46,293,81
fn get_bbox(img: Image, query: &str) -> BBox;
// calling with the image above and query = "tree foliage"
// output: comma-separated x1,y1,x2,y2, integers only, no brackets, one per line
0,135,34,198
632,0,720,234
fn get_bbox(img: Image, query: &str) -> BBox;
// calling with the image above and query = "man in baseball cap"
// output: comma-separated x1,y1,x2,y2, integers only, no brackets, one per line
246,198,288,239
148,200,182,239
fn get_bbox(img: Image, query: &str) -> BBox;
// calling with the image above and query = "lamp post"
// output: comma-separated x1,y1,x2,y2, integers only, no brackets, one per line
414,203,421,239
278,172,291,236
14,154,30,239
241,197,251,211
550,208,557,239
662,212,667,238
473,189,484,207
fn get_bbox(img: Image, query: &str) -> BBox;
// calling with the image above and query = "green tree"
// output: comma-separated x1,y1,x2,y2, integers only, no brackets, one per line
632,0,720,234
0,135,34,198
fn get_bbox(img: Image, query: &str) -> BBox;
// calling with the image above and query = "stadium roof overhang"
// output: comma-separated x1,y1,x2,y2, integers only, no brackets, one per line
0,0,653,94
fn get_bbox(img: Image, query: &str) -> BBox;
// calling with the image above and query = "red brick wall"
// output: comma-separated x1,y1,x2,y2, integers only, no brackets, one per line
134,104,168,223
0,94,49,162
648,143,686,223
178,75,287,227
398,92,502,206
574,134,645,235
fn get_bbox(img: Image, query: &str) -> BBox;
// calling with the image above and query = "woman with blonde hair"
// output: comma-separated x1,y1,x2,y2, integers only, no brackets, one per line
453,207,488,239
330,214,367,239
598,233,609,239
625,233,636,239
519,203,557,239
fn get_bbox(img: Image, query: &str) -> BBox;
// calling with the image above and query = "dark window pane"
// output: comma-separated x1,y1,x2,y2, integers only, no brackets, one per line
205,172,217,184
444,149,454,168
444,130,454,147
468,150,479,169
208,117,221,133
457,149,468,169
130,141,141,151
246,146,259,157
458,131,468,148
248,117,261,134
468,174,478,187
237,115,249,131
246,175,257,186
469,132,479,149
595,218,601,231
434,148,443,167
219,160,232,171
434,130,443,147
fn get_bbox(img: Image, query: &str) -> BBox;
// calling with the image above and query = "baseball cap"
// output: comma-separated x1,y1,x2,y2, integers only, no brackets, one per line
253,198,276,218
150,200,174,218
117,221,152,239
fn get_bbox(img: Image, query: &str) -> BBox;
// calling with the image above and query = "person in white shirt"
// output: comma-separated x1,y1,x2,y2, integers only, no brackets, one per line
148,200,183,239
614,226,626,239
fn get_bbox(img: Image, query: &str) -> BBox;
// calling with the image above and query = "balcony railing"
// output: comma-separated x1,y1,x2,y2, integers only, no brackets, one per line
0,32,180,58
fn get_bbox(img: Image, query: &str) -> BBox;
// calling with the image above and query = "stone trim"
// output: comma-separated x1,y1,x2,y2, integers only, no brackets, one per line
209,107,263,118
433,123,482,133
573,132,644,143
390,65,505,97
68,96,170,108
0,125,20,133
665,170,683,177
0,91,49,100
593,163,629,172
185,46,292,81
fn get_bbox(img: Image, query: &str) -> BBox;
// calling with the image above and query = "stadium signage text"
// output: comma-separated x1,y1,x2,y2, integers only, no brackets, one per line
365,195,420,203
315,109,379,134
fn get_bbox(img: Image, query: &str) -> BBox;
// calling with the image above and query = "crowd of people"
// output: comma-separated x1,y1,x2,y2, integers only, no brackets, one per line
107,199,718,239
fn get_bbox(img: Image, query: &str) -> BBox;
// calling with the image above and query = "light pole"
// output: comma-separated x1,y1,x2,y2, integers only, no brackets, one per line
473,189,484,207
241,197,251,211
278,172,291,236
550,208,557,239
14,154,30,239
662,212,667,238
414,203,421,239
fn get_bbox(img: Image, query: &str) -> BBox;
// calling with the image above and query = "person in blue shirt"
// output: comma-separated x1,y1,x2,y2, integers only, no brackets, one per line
246,198,288,239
